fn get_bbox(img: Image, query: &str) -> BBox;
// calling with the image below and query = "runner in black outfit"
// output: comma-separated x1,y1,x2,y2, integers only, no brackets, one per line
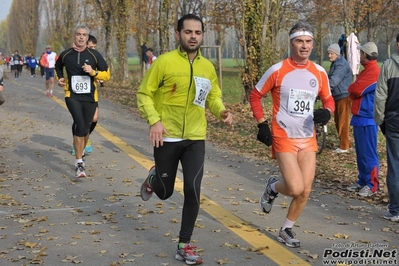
55,25,110,178
12,50,22,80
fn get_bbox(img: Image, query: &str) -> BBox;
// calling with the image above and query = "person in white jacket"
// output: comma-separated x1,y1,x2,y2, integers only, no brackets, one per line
347,32,360,78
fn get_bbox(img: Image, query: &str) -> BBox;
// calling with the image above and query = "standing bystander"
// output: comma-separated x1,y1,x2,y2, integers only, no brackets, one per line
12,51,22,80
347,42,380,197
145,48,157,69
327,43,353,153
374,33,399,222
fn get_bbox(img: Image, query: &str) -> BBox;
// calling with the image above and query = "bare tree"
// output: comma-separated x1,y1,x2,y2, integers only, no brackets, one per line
159,0,178,54
90,0,116,77
132,0,153,77
7,0,40,54
114,0,133,84
301,0,341,65
42,0,79,51
376,1,399,58
177,0,204,15
206,0,239,69
238,0,266,103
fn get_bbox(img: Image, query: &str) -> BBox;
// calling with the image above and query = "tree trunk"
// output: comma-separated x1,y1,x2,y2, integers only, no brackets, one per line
159,0,171,54
240,0,265,103
115,0,132,84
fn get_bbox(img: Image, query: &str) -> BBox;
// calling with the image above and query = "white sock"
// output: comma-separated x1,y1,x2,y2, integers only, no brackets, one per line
50,90,53,95
282,218,295,230
75,159,83,166
270,182,277,193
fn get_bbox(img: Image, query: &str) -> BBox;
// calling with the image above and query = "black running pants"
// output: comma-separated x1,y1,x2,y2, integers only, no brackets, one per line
65,97,96,137
152,140,205,244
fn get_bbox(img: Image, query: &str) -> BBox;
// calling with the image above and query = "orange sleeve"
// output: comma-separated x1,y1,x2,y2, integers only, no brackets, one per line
249,88,264,121
40,55,47,68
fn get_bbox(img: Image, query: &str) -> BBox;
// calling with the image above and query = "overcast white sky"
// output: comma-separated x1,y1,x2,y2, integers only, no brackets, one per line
0,0,12,21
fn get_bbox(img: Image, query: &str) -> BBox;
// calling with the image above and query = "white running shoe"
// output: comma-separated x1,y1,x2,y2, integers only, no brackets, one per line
259,177,278,213
75,163,86,178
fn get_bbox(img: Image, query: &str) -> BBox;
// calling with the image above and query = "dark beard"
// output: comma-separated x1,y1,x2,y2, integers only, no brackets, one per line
180,41,200,54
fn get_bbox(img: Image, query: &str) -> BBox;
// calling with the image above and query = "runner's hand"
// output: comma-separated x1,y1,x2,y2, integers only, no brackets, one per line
257,122,272,146
220,110,233,126
313,109,331,125
149,121,169,148
58,78,66,87
82,63,93,74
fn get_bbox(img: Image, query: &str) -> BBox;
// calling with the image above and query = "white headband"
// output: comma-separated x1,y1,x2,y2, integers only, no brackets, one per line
289,31,314,40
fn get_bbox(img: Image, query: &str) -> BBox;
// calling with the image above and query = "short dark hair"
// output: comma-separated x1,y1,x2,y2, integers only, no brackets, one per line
88,34,97,44
146,48,153,52
177,14,204,33
361,50,378,61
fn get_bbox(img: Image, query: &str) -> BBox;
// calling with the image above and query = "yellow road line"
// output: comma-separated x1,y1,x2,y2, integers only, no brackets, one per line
49,90,310,265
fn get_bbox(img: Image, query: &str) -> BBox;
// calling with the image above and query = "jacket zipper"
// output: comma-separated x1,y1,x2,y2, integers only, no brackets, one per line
182,58,194,138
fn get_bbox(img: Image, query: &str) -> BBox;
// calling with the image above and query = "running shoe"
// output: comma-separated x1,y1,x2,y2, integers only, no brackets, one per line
383,211,399,222
334,148,349,153
71,146,76,156
259,177,278,213
346,183,363,192
85,139,92,153
75,163,86,178
357,185,376,197
277,227,301,248
175,243,203,265
140,166,155,201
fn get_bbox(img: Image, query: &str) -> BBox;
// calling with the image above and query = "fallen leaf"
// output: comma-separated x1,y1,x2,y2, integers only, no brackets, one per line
24,242,37,248
217,258,228,265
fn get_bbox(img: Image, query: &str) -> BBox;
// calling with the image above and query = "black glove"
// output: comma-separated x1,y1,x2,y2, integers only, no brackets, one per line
257,122,272,146
379,123,386,135
313,109,331,125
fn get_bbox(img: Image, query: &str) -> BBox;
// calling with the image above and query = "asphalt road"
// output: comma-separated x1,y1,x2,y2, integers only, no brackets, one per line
0,68,398,266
